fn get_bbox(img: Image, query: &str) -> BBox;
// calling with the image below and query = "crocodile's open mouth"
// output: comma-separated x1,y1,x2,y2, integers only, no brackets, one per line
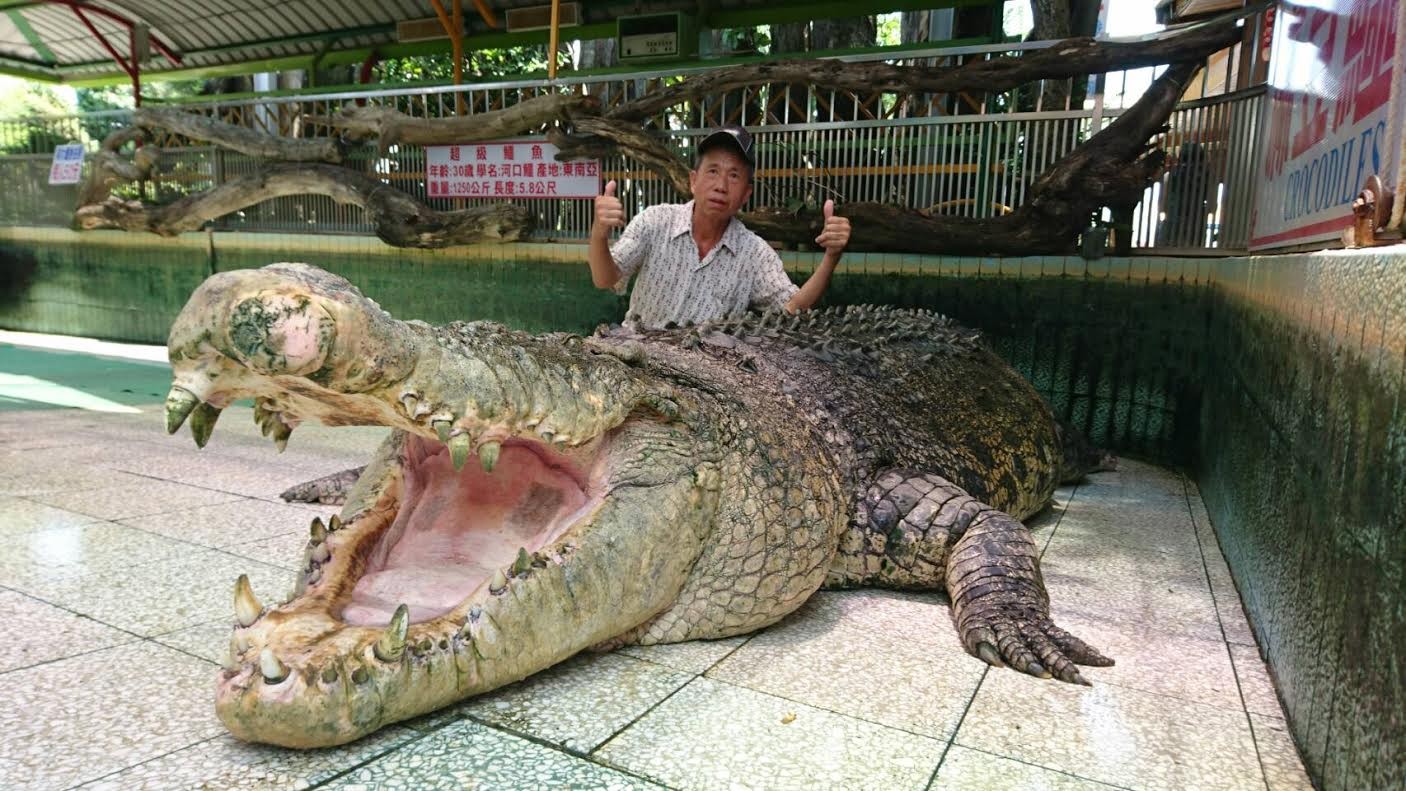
166,263,718,748
337,432,605,626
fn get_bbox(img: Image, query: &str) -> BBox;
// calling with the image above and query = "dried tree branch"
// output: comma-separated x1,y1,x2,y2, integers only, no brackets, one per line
608,11,1244,122
741,61,1198,255
306,93,600,148
76,126,155,207
548,117,693,196
134,107,344,163
74,163,534,248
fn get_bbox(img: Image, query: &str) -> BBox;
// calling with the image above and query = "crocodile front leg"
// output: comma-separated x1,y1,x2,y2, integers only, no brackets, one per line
946,502,1113,684
280,466,366,505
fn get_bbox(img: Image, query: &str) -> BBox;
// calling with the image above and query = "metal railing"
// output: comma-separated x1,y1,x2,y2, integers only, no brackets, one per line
0,37,1262,252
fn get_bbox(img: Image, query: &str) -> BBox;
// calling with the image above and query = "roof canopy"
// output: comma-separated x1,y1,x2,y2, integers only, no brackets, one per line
0,0,986,86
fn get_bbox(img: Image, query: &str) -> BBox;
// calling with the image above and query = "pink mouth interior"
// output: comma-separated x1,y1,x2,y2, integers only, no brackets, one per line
341,435,594,625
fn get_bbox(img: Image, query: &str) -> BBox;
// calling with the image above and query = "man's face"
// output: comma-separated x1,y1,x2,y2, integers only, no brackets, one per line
689,148,753,221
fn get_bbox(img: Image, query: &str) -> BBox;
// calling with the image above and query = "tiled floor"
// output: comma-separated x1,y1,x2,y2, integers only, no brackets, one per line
0,349,1315,790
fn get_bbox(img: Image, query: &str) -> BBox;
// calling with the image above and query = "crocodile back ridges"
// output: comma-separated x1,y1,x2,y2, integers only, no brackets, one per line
603,306,1059,520
614,305,984,373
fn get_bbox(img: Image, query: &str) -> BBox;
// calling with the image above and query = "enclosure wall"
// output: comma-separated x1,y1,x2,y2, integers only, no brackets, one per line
1198,250,1405,791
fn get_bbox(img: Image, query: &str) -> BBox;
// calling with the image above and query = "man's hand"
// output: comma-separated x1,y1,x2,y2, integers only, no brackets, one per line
814,199,850,253
593,180,626,237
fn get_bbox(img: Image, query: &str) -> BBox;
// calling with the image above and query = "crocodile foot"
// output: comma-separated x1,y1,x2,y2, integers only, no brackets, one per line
946,508,1113,685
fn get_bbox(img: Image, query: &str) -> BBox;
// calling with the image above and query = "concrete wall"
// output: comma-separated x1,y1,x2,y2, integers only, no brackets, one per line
2,226,1403,788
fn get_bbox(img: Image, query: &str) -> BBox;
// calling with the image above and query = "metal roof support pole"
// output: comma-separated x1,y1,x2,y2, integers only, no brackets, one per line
469,0,499,30
40,1,182,68
429,0,467,114
70,5,140,105
548,0,561,80
355,50,380,106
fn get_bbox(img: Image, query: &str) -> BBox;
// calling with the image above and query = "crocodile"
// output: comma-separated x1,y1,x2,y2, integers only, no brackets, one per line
164,262,1113,749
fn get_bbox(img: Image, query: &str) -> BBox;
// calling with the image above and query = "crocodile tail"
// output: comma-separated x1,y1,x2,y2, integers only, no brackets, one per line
1054,420,1118,484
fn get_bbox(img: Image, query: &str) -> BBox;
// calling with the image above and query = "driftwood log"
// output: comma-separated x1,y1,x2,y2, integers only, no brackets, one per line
547,117,693,196
134,108,344,163
305,93,599,148
605,14,1244,123
76,126,155,207
741,61,1195,255
71,8,1246,254
74,163,534,247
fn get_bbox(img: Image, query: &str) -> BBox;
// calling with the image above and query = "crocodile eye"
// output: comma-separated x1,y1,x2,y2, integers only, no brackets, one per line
229,293,335,376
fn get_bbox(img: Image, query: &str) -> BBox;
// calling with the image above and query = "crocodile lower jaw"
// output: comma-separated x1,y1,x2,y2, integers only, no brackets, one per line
215,431,609,746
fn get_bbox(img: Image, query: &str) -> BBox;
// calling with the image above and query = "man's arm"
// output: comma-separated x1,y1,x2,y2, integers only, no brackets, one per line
785,199,851,313
589,180,625,289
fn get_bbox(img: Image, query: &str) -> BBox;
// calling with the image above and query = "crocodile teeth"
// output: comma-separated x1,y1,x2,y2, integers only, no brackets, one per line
373,604,410,662
477,441,500,473
221,646,238,673
433,419,453,442
328,515,343,532
511,547,531,576
310,517,327,544
189,402,222,448
311,542,330,563
259,648,288,683
270,420,292,452
234,574,262,627
164,387,200,434
489,568,508,594
257,409,275,437
449,434,471,471
400,392,419,417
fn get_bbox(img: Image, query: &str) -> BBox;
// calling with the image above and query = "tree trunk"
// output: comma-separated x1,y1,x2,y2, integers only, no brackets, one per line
765,23,808,125
1028,0,1074,111
808,18,877,122
901,11,930,44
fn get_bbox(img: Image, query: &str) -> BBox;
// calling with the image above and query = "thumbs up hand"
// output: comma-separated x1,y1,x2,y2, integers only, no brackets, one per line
814,199,850,253
593,179,626,236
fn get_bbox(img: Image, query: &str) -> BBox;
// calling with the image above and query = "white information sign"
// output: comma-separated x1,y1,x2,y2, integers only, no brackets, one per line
47,143,84,185
1251,0,1405,249
425,140,600,199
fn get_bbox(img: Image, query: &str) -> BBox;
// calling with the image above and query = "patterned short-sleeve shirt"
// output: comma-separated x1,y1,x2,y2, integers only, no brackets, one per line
610,201,799,329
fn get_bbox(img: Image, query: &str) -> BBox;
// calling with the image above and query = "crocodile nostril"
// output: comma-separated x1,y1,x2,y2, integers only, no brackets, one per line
229,293,334,376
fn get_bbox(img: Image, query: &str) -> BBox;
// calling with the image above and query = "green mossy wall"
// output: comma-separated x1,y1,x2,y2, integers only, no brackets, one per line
1197,252,1405,791
2,228,1403,789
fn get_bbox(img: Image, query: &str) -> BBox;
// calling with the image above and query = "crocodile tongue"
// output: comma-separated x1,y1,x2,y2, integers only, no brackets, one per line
342,434,596,624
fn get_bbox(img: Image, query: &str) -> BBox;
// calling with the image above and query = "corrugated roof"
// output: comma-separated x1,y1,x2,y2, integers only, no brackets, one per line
0,0,489,82
0,0,953,84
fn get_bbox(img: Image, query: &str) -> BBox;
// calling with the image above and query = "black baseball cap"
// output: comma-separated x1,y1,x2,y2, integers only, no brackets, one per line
697,125,755,169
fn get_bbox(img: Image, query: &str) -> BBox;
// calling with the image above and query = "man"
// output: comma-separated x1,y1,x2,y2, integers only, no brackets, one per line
588,125,851,329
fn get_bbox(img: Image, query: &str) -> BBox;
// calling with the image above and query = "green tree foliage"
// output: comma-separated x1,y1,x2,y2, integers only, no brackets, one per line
0,79,73,152
377,45,551,87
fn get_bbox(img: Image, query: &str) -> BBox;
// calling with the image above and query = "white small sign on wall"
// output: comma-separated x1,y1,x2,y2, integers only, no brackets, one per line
425,140,600,199
48,143,84,185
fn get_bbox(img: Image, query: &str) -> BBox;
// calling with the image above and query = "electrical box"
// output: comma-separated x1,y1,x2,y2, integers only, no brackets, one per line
617,13,695,62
